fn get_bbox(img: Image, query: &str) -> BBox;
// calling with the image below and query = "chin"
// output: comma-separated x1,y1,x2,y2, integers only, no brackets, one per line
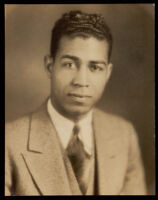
63,104,92,119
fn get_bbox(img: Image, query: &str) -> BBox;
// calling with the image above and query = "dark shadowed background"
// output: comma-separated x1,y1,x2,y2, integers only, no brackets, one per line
5,4,155,194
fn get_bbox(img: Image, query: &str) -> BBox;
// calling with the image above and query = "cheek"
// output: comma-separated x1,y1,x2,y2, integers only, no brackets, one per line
91,75,107,95
51,70,73,92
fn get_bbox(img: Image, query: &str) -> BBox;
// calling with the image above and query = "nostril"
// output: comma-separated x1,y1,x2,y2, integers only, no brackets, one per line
73,83,81,87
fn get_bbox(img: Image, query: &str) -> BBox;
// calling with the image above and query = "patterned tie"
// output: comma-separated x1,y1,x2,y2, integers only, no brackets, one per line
66,125,90,194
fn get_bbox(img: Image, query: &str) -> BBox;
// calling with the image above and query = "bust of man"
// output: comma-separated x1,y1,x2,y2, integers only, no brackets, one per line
5,10,147,195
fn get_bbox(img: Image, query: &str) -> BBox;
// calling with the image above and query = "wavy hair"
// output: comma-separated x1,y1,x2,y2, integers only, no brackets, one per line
50,10,113,61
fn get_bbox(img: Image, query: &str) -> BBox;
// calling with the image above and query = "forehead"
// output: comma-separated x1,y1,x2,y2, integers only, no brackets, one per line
56,36,109,62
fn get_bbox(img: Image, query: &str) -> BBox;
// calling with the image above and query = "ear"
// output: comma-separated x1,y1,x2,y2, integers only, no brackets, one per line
106,63,113,82
44,55,54,78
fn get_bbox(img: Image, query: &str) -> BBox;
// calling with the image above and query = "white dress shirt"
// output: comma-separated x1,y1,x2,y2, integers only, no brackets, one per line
47,98,93,155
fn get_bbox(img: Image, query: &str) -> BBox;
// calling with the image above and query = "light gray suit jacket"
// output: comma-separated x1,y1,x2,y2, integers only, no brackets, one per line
5,104,147,195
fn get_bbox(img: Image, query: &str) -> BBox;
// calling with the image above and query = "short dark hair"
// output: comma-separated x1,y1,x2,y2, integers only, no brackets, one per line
50,10,113,61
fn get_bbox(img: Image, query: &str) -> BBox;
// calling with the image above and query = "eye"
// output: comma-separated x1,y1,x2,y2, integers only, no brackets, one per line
62,62,76,69
89,64,104,72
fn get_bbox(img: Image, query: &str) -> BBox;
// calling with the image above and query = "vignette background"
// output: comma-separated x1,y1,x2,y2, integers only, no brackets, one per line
5,4,155,194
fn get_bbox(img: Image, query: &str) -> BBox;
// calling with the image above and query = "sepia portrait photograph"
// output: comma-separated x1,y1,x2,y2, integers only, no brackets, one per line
5,4,155,195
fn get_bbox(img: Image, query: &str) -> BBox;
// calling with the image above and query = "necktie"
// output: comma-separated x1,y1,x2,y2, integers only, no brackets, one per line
66,125,90,194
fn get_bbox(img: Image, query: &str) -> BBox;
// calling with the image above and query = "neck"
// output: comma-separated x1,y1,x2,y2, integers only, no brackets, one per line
50,98,91,123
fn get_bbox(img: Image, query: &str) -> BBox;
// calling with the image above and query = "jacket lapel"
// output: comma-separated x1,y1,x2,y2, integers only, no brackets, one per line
22,105,72,195
93,109,126,195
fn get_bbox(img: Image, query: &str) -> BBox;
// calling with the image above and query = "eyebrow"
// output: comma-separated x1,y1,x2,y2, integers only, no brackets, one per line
90,61,107,66
60,55,80,62
60,55,107,65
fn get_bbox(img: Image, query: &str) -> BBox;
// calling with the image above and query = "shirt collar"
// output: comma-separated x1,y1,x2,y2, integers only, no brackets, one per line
47,98,93,155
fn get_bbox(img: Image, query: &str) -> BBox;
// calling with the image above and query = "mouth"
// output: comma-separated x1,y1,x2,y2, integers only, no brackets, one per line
68,93,92,98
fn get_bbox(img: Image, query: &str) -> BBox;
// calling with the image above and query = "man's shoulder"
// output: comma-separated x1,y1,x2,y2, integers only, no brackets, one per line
6,104,46,130
94,108,132,127
6,114,30,129
93,108,136,139
5,105,46,144
5,114,31,147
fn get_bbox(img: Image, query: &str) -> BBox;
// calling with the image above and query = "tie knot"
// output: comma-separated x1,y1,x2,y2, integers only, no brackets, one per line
73,125,80,136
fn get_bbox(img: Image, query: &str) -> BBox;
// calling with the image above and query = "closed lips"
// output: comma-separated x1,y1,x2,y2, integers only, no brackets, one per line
68,93,91,98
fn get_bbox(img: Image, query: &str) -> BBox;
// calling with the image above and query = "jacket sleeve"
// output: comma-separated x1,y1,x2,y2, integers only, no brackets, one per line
5,143,12,196
5,120,19,196
120,124,147,195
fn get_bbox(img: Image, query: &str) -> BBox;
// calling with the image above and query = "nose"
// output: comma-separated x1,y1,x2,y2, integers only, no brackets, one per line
72,65,89,87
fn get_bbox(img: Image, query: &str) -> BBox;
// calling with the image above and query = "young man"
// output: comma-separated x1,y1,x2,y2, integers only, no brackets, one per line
5,10,147,195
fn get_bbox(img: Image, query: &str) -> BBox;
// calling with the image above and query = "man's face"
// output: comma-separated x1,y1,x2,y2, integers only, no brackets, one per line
47,36,113,120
